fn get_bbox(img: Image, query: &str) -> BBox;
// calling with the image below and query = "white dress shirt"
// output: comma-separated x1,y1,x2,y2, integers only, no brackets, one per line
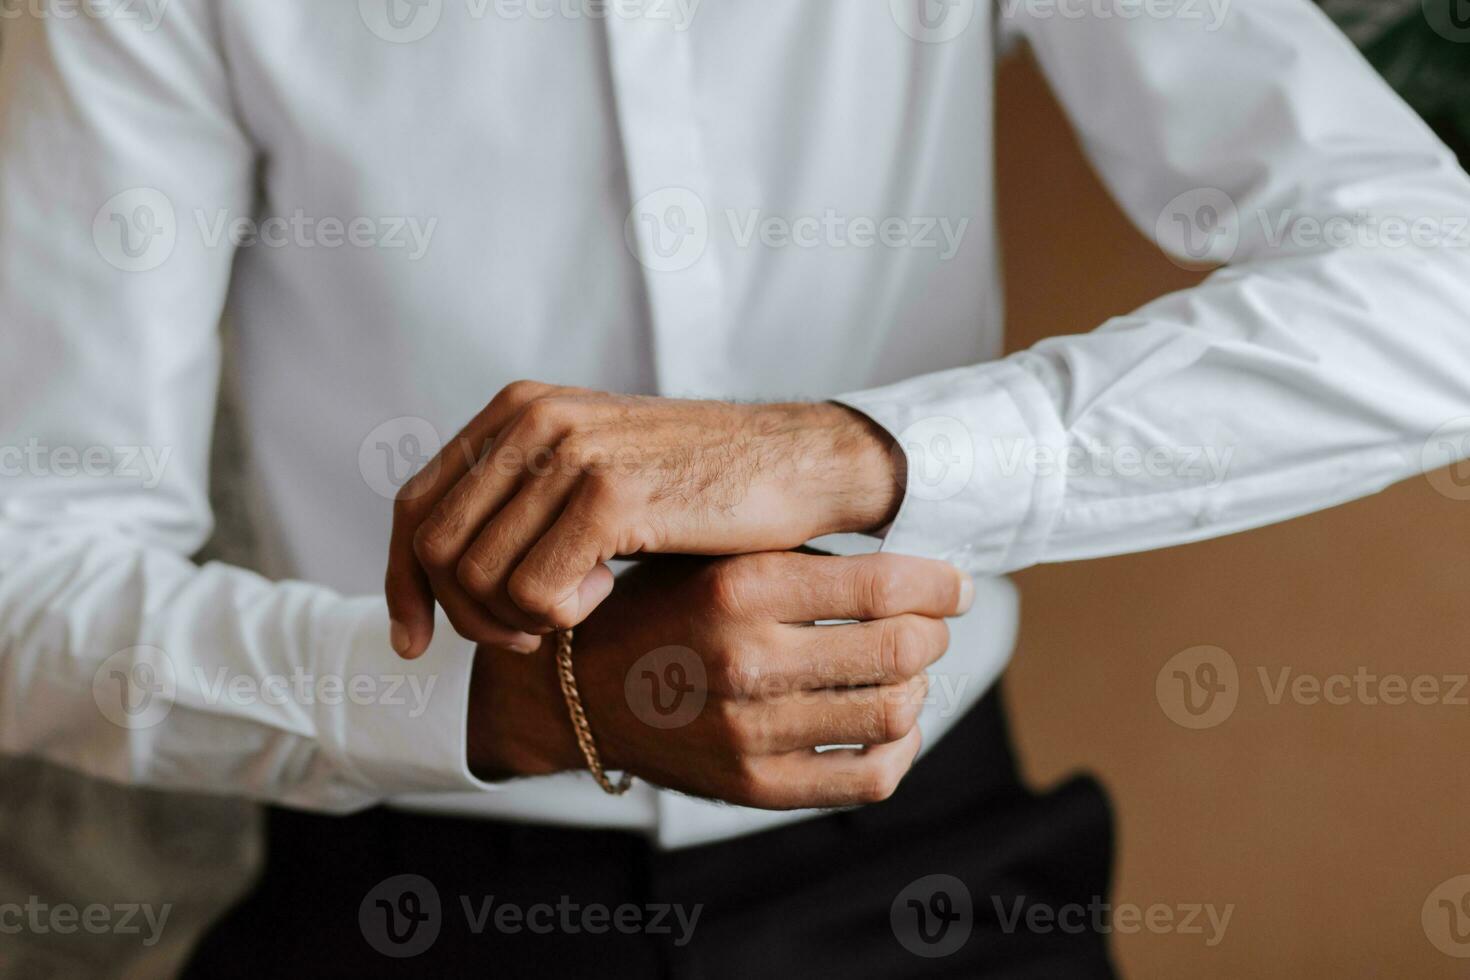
1,0,1468,849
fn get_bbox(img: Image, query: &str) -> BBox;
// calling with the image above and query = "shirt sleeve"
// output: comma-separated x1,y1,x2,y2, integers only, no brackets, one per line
838,0,1470,575
0,6,492,810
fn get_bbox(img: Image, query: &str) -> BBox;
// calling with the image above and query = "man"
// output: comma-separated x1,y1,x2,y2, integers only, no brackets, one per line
1,1,1468,976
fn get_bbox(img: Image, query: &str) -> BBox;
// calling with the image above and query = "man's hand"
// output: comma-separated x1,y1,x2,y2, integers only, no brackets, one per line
467,551,972,810
386,381,904,658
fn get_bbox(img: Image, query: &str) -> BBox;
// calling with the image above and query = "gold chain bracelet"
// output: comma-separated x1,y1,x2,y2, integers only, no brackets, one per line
554,629,634,796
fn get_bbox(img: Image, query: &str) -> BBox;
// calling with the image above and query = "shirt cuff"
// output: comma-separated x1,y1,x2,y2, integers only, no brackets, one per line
834,357,1068,575
316,597,499,799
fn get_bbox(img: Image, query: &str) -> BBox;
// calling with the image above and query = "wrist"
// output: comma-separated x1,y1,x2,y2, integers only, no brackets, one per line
466,641,581,781
804,402,905,536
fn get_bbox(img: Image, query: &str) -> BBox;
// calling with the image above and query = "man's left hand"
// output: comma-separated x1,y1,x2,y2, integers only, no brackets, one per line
385,381,904,657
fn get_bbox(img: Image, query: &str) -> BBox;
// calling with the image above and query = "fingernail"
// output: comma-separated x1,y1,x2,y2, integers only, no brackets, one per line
955,574,975,616
389,619,411,656
509,636,541,655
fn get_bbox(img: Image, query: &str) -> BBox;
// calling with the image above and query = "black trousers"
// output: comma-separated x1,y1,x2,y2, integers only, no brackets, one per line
184,689,1115,978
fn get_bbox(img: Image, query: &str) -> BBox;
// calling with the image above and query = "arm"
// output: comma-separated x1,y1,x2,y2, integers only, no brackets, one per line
0,7,481,809
838,0,1470,573
384,0,1470,642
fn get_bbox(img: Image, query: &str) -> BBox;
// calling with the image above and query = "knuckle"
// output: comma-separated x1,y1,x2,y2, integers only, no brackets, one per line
518,397,567,435
856,560,905,617
712,701,762,754
412,524,457,570
876,617,907,679
730,761,779,809
497,379,548,408
702,562,751,619
454,553,494,598
505,570,558,622
859,766,903,804
712,648,762,698
873,694,913,745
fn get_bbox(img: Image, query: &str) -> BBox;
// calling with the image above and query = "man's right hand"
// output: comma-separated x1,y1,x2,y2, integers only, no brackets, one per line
467,551,973,810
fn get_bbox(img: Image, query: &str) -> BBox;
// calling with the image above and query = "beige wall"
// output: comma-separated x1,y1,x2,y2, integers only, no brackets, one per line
995,51,1470,977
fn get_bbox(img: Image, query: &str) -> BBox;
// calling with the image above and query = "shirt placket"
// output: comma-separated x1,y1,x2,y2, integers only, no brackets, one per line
604,12,728,400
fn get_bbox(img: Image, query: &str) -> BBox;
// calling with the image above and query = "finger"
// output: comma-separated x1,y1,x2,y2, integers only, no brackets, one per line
724,552,974,623
737,727,923,810
385,515,438,659
432,574,545,653
723,675,928,754
773,615,950,689
385,381,561,657
508,486,625,629
416,409,568,592
456,475,578,633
